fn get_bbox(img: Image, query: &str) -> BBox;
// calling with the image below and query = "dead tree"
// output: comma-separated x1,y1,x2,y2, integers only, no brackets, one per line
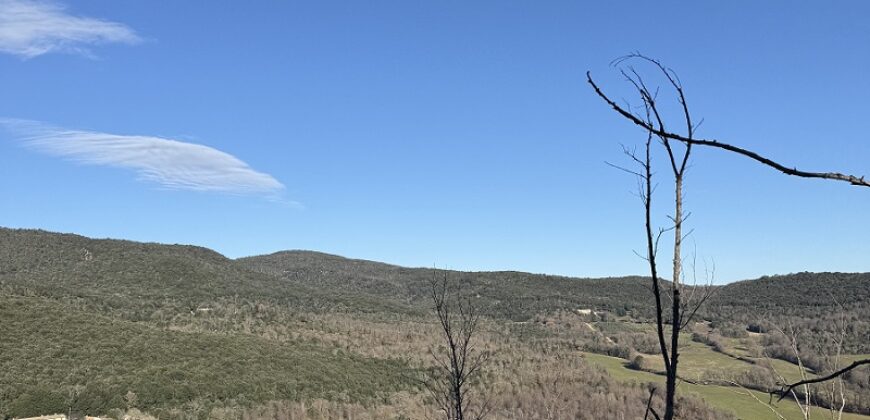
424,271,490,420
588,53,869,418
599,54,710,420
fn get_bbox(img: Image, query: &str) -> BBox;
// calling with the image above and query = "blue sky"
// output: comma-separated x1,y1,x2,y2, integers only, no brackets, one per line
0,1,868,283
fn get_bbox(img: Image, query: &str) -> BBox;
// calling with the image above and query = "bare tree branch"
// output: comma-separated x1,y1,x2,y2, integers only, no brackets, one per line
587,71,870,188
644,387,662,420
775,359,870,402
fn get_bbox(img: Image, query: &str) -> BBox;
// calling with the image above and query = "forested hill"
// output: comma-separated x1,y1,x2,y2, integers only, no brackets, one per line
3,227,868,322
0,228,412,315
714,271,870,309
2,227,869,418
705,271,870,354
237,250,653,320
238,249,870,330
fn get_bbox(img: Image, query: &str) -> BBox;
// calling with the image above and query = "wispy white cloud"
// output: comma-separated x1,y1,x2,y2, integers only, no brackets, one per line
0,0,140,58
1,118,286,197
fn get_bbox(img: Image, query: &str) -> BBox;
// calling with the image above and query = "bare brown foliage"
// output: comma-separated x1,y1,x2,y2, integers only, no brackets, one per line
423,271,491,420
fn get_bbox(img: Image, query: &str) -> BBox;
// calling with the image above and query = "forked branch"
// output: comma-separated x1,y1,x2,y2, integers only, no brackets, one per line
587,72,870,188
644,388,662,420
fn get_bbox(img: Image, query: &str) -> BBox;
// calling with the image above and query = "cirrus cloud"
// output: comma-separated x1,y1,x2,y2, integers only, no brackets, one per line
1,118,286,197
0,0,140,58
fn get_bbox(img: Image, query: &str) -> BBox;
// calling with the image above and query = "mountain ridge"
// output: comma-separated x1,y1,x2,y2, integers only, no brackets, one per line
5,226,866,285
4,225,869,323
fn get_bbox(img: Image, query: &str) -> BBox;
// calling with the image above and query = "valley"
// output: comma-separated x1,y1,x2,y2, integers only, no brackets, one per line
1,228,868,419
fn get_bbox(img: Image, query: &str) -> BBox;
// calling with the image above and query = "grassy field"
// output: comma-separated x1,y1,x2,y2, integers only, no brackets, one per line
599,321,813,385
842,354,870,364
638,334,758,381
713,334,821,384
583,352,870,420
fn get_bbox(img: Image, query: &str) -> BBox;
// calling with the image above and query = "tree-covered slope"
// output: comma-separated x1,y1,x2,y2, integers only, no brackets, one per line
0,296,413,419
4,227,868,323
0,228,412,315
238,250,654,320
2,227,868,418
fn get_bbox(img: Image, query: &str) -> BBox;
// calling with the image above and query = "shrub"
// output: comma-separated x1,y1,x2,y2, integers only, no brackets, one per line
627,355,648,371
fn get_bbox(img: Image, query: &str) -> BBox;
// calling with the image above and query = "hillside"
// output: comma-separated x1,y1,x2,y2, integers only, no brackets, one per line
6,228,867,323
705,272,870,354
0,296,412,417
716,272,870,307
238,250,654,320
238,250,870,354
1,227,868,419
0,228,413,317
0,229,652,320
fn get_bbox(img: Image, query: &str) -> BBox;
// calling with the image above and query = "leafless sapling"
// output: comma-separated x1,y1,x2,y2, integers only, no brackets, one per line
597,54,712,420
423,271,490,420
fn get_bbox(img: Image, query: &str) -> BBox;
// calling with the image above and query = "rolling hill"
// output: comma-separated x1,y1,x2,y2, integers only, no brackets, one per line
2,227,868,419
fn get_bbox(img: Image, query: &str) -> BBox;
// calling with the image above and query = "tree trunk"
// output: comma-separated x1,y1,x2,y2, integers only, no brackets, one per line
664,175,684,420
